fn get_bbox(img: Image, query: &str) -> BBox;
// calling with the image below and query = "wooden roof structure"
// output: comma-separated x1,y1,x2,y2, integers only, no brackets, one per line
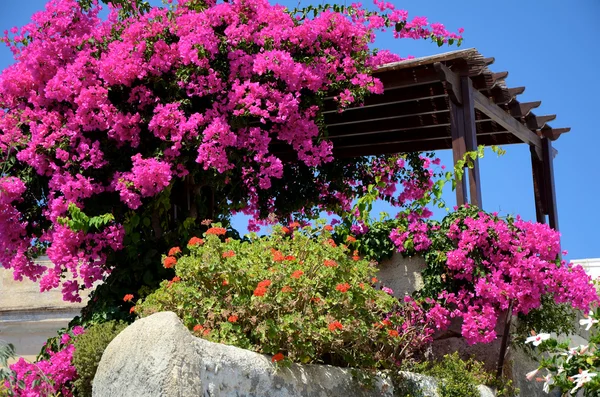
322,48,566,231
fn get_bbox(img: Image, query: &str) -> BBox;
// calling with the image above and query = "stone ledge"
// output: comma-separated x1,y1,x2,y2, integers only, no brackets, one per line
93,312,495,397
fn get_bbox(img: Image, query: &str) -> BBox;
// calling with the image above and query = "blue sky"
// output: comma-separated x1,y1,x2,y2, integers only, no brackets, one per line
1,0,598,261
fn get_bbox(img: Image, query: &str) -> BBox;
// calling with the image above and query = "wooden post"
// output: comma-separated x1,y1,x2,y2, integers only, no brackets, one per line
449,98,468,206
461,77,483,208
542,138,559,231
530,146,547,224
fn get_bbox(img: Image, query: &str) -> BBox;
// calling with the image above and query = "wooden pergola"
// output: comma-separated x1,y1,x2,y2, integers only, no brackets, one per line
323,48,567,231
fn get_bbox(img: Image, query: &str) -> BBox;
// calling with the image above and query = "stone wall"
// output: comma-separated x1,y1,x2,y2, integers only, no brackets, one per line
0,257,91,362
93,311,495,397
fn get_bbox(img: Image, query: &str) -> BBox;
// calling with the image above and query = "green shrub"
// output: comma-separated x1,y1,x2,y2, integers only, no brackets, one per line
137,222,434,370
407,353,518,397
72,321,128,397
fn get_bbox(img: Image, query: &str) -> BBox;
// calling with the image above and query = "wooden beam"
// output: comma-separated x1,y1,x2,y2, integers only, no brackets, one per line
434,62,462,105
461,76,483,208
472,88,543,157
542,138,559,232
514,101,541,117
530,146,547,224
449,98,468,206
492,71,509,82
483,57,495,66
539,127,570,140
536,115,557,127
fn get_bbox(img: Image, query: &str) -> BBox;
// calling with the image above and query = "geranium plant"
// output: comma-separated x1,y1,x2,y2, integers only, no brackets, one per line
136,222,447,370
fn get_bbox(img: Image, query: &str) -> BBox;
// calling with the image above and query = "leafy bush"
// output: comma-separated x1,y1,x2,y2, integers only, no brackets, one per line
72,321,128,397
406,353,517,397
137,223,439,370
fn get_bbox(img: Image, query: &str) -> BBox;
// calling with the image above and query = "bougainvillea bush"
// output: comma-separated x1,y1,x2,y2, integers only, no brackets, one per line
0,0,462,316
387,205,598,344
136,223,448,369
3,326,83,397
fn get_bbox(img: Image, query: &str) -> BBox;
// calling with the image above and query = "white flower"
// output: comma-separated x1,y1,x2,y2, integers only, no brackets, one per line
562,345,589,363
525,333,551,346
526,368,539,381
539,372,554,394
570,370,596,394
579,311,598,331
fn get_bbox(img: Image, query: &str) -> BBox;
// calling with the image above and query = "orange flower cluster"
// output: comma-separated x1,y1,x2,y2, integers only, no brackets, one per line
271,248,284,261
123,294,134,302
254,279,271,297
129,306,136,314
281,226,290,234
324,225,333,231
323,259,337,267
193,324,204,332
336,283,350,293
325,238,337,247
222,279,229,286
388,329,399,338
222,250,235,258
188,237,204,246
284,255,296,261
346,236,357,243
168,246,181,256
167,276,181,288
228,315,238,323
271,352,285,363
328,321,343,331
291,270,304,279
163,256,177,268
289,222,300,229
371,277,378,283
281,285,293,293
352,250,360,261
206,227,226,235
311,297,321,303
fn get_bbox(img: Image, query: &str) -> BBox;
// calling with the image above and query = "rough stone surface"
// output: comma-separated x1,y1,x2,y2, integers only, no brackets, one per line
93,312,496,397
377,254,426,298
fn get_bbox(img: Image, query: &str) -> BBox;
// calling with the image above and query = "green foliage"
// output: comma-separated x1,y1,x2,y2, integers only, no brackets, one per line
72,321,128,397
0,341,16,384
57,204,115,234
515,294,577,346
407,353,518,397
138,222,430,370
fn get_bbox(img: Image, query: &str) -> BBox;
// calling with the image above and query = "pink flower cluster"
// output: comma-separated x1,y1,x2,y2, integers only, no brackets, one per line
5,326,83,396
391,210,598,344
0,0,462,301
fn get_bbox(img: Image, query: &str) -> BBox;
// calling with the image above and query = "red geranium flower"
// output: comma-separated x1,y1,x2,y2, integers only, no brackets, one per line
281,285,293,293
188,237,204,246
336,283,350,293
193,324,204,332
254,286,267,297
222,279,229,286
222,250,235,258
168,246,181,256
281,226,290,234
258,279,271,288
129,306,136,314
271,249,284,261
328,321,343,331
163,256,177,268
206,227,226,236
388,329,399,338
346,236,357,243
228,315,238,323
324,259,337,267
291,270,304,279
324,225,333,231
123,294,134,302
271,353,285,362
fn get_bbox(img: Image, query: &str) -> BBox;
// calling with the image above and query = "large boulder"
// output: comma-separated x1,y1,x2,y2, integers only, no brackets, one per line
93,312,496,397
